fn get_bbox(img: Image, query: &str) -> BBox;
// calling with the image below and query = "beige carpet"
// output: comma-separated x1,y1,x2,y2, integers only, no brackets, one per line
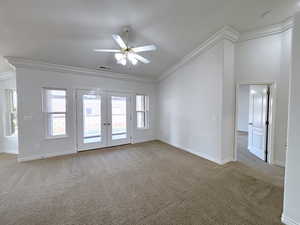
0,141,283,225
237,131,285,187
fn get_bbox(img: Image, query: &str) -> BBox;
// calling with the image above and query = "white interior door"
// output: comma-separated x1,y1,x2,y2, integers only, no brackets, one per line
248,85,268,161
77,90,107,151
107,93,131,147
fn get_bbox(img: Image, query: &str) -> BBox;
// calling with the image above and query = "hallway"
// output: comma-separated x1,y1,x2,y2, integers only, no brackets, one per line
237,131,285,187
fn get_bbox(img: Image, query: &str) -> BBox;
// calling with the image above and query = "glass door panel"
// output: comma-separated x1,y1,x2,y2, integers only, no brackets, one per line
77,90,106,151
111,96,127,140
83,94,101,144
108,94,131,146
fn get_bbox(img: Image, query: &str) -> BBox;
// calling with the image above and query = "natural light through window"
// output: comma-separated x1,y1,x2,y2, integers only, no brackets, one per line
83,94,101,143
43,88,67,137
136,95,149,129
5,89,18,136
111,96,127,140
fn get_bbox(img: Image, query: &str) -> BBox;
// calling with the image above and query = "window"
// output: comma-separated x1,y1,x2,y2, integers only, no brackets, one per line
5,89,18,136
136,95,149,129
43,88,67,138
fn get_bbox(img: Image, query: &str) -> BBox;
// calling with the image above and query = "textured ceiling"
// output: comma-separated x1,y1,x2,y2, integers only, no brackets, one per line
0,0,298,77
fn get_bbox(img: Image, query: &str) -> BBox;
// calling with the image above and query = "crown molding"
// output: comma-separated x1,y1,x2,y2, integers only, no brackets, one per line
158,26,240,81
5,57,156,83
239,17,294,42
0,71,14,81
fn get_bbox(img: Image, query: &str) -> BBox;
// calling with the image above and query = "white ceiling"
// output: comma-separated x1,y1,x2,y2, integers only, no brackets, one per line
0,0,298,78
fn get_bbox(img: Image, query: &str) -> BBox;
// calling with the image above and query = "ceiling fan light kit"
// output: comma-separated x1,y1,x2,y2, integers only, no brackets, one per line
94,29,156,66
114,51,138,66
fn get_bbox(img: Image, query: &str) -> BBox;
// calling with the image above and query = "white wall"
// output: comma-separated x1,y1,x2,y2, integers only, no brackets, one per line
237,85,249,132
282,13,300,225
235,29,292,167
221,40,236,163
158,40,235,164
0,74,18,154
15,67,157,161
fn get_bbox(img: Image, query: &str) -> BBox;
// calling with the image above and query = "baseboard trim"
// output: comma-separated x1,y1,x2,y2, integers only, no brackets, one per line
220,157,234,165
18,150,76,162
273,160,286,167
158,139,233,165
282,214,300,225
132,137,156,144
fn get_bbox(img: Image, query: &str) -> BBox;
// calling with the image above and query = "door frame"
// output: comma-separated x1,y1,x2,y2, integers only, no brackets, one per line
75,88,134,152
106,91,133,147
76,89,108,151
234,81,277,165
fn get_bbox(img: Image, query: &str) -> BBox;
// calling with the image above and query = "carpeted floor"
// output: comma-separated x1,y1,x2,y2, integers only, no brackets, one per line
0,141,283,225
237,131,285,187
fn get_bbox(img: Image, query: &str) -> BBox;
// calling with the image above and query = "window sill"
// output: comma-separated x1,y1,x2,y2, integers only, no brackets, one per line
45,135,69,140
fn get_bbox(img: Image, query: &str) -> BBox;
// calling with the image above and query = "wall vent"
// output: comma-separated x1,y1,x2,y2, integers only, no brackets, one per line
96,66,112,71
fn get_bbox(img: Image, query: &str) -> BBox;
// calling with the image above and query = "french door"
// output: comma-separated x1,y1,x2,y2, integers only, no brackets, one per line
77,90,131,151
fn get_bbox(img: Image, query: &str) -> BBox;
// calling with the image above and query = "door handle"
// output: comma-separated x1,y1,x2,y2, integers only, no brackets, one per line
103,123,111,126
249,123,253,125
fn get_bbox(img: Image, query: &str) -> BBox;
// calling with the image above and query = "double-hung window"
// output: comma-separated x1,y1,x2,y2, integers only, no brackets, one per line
43,88,67,138
136,95,149,129
5,89,18,136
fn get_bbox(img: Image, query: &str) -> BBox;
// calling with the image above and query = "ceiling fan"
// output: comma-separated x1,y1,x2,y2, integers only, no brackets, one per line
93,29,157,66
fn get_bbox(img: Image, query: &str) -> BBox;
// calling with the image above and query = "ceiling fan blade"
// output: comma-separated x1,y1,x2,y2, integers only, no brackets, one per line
93,49,121,53
112,34,127,49
133,54,150,64
132,45,157,53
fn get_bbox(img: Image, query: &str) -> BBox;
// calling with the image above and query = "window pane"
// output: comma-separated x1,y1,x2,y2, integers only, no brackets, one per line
112,96,127,140
136,95,144,111
137,112,145,129
83,94,101,143
12,90,17,112
5,89,18,136
48,114,66,136
10,112,17,135
45,89,66,112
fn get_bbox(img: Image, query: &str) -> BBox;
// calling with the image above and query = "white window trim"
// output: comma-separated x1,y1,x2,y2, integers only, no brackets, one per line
42,87,69,139
136,94,150,130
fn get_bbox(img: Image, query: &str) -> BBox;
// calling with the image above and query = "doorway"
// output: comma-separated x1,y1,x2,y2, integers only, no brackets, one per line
76,89,132,151
0,73,19,157
235,84,273,164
